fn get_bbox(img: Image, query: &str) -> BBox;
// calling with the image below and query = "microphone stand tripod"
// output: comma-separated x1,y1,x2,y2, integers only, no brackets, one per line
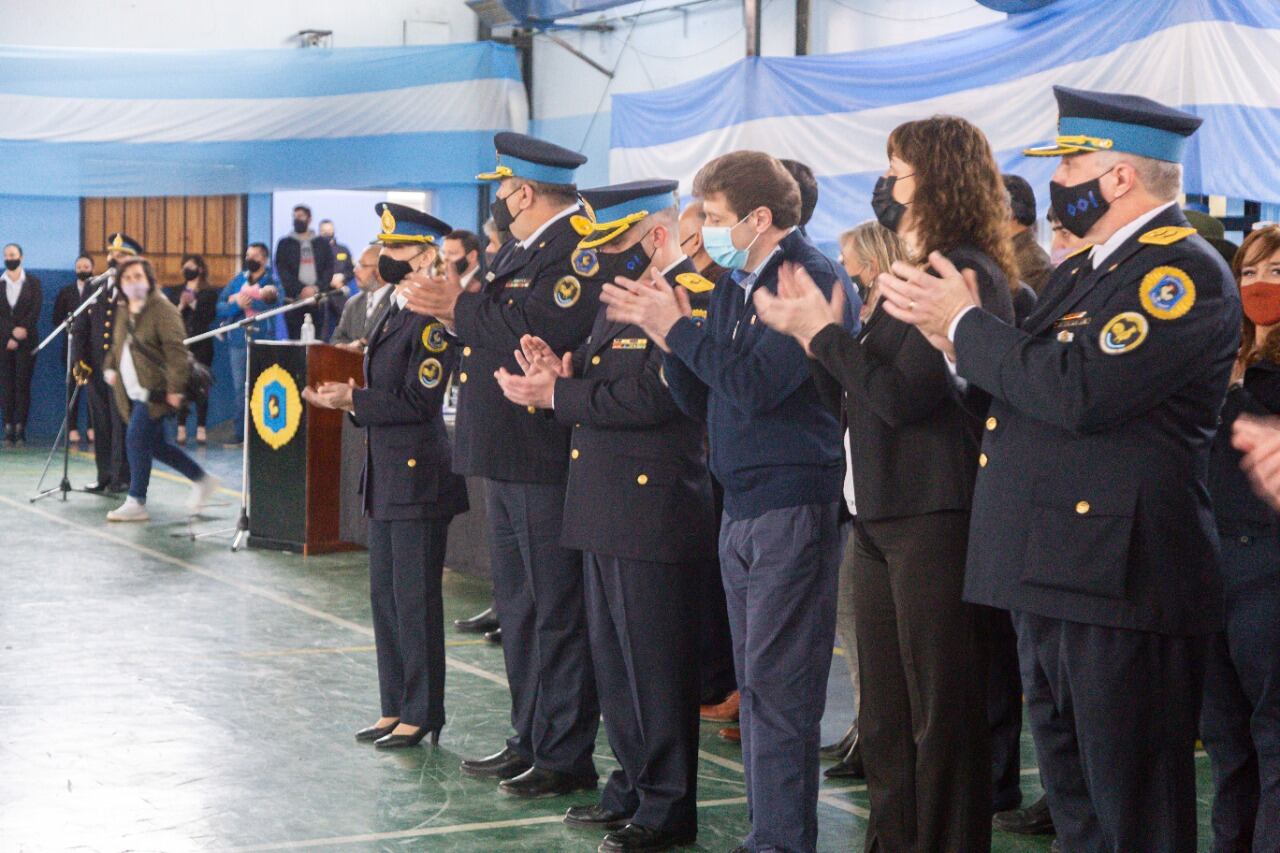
181,287,341,551
30,274,114,503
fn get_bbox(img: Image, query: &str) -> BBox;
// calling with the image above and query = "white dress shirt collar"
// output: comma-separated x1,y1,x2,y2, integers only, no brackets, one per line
518,204,579,250
1090,200,1178,268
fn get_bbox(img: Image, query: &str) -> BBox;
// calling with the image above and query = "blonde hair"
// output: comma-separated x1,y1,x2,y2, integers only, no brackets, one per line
839,220,907,314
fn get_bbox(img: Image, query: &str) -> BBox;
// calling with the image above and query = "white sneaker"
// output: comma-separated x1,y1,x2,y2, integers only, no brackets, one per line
107,497,150,522
187,474,221,515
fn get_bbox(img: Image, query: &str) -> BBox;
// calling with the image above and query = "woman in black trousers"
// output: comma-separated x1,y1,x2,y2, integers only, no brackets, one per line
756,116,1015,852
304,203,468,749
171,255,220,444
1,243,42,446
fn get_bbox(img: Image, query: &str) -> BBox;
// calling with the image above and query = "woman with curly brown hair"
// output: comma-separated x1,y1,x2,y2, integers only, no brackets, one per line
755,114,1014,852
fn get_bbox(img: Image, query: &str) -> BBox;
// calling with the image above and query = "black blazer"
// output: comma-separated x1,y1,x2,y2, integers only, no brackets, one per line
556,258,717,564
55,279,93,356
451,212,605,484
1209,360,1280,549
350,304,469,523
1,272,42,352
183,288,221,366
957,207,1240,636
808,245,1014,523
72,283,125,371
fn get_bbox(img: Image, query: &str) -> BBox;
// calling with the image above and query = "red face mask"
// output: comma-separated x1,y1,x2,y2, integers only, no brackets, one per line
1242,281,1280,327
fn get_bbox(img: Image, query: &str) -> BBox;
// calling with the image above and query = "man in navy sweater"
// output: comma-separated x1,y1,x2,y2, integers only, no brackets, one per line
601,150,857,853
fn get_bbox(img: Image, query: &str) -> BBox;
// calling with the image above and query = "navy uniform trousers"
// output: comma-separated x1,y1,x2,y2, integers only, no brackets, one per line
368,516,450,729
719,502,843,853
585,552,699,834
485,479,599,779
987,607,1027,813
698,473,736,705
86,371,129,485
1013,611,1204,853
1200,534,1280,853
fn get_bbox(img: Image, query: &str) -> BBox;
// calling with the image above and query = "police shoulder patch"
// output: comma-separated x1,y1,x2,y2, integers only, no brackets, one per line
337,252,348,261
1098,311,1149,355
421,321,448,353
1139,266,1196,320
571,247,600,278
1065,244,1093,261
1138,226,1196,246
418,358,443,389
553,276,582,308
675,272,715,293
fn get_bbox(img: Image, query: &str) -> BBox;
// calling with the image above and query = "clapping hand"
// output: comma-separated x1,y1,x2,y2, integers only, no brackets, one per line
877,251,981,360
753,261,845,355
303,378,357,412
402,271,459,323
599,267,691,353
1234,416,1280,511
494,335,570,410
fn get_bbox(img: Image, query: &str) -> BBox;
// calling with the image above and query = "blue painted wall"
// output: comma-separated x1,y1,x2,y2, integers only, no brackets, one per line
0,196,83,268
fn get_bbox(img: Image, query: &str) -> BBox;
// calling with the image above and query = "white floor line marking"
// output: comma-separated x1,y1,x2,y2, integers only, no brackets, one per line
818,795,871,819
698,749,745,773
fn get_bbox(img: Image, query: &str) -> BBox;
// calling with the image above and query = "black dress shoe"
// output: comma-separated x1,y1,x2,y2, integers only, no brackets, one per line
498,766,597,799
13,427,25,447
454,606,500,634
993,794,1055,835
484,627,503,645
354,721,398,742
599,823,696,853
820,721,858,760
824,735,864,779
564,803,632,830
374,726,441,749
460,746,532,780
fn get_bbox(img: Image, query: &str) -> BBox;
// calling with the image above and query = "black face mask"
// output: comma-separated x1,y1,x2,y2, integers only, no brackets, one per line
491,190,519,233
871,175,910,233
76,271,92,281
452,258,470,276
244,258,263,274
378,253,415,284
182,267,200,281
1049,168,1114,239
293,218,309,234
3,258,19,271
575,239,652,284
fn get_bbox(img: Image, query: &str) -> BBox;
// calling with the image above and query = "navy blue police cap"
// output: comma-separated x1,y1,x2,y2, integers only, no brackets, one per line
374,202,451,246
572,180,680,249
477,132,588,186
1025,86,1203,163
106,232,144,256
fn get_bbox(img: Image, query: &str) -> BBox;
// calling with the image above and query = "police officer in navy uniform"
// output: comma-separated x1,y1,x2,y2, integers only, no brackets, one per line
305,202,468,750
73,232,139,492
494,180,715,852
401,132,605,798
877,86,1240,852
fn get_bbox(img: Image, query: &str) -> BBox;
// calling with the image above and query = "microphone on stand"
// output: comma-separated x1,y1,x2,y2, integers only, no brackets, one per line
85,267,117,288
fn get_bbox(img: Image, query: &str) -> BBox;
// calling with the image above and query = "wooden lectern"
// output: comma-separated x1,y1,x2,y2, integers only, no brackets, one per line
247,341,364,554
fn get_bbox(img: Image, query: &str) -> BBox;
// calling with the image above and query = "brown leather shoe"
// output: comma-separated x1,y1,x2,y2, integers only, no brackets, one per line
718,726,741,743
700,690,740,723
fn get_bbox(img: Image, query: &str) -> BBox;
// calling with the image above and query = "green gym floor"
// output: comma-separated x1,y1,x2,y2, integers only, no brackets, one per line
0,445,1217,851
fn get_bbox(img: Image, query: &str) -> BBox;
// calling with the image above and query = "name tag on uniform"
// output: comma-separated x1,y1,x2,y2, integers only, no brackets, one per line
1052,311,1090,330
612,338,648,350
505,279,530,289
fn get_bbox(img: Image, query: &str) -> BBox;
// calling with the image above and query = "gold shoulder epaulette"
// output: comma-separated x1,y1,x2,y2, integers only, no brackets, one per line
675,272,715,293
1065,244,1092,260
1138,226,1197,246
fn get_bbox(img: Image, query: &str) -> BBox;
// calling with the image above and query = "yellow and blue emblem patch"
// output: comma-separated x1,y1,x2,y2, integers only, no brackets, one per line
422,322,448,353
1098,312,1149,355
418,358,443,389
251,364,302,450
1139,266,1195,321
554,276,582,308
571,247,600,278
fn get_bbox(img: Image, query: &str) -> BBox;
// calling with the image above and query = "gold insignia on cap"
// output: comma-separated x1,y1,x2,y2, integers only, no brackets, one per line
675,272,715,293
380,208,397,234
1138,226,1196,246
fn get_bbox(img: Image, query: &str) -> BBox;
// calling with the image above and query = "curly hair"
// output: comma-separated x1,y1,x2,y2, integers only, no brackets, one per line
887,116,1018,289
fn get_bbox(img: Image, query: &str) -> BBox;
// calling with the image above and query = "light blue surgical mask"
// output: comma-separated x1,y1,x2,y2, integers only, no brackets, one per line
702,213,760,271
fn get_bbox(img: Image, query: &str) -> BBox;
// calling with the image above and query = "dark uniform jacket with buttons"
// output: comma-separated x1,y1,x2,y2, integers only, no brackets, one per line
452,211,604,484
1,272,42,351
556,257,717,565
350,303,469,523
72,281,125,372
807,245,1014,523
1208,358,1280,587
956,206,1241,636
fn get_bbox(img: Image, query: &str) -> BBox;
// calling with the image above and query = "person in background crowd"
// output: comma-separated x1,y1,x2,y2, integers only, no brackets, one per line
1003,174,1052,295
54,254,96,444
602,150,855,853
815,219,908,782
216,242,280,446
443,230,483,293
172,254,219,445
761,117,1014,851
102,256,218,523
678,200,729,287
1046,205,1087,268
75,233,139,492
879,86,1238,853
495,179,715,853
482,217,505,269
401,133,604,801
307,203,469,751
317,218,353,336
780,158,820,236
1201,225,1280,853
275,204,336,339
1,243,42,447
330,244,391,349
